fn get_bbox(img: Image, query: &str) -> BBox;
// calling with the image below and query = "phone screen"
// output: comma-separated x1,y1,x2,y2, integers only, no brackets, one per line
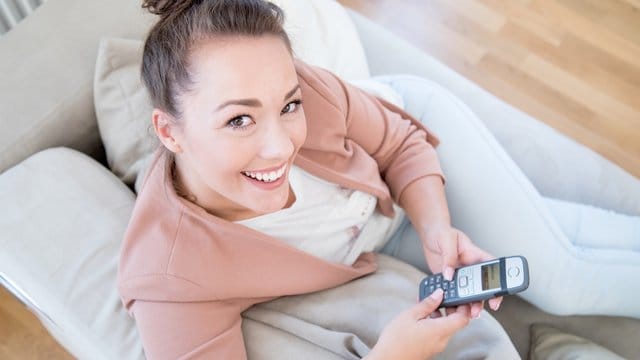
481,263,501,290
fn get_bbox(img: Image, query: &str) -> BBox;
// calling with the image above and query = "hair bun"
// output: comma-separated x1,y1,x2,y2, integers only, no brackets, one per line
142,0,194,18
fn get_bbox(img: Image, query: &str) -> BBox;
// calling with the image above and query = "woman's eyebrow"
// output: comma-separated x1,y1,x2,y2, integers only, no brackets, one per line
283,84,301,100
214,84,301,112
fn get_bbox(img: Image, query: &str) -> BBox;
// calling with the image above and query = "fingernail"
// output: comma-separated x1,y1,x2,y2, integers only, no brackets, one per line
443,267,454,281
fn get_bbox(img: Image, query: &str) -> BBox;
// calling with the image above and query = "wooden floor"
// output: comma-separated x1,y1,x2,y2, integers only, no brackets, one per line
0,286,72,359
1,0,639,359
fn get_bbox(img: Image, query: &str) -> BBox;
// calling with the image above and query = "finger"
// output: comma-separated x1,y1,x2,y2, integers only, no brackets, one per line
412,289,444,319
489,296,503,311
444,307,457,316
470,301,483,318
455,304,471,317
427,311,470,336
430,309,443,318
456,232,493,265
440,231,460,280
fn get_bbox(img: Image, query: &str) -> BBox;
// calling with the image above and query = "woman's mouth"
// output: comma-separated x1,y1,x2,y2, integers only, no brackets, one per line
241,163,287,183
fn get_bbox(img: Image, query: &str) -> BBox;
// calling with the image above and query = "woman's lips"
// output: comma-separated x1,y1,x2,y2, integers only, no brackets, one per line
241,163,287,182
241,163,288,190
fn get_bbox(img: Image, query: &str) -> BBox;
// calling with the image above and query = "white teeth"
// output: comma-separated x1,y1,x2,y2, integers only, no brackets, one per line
243,164,287,183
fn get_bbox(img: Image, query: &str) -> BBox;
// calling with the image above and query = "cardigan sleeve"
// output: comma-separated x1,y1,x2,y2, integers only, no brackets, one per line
297,62,445,203
130,299,248,360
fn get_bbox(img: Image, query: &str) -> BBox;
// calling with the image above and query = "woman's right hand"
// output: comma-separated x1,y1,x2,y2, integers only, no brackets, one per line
365,289,471,360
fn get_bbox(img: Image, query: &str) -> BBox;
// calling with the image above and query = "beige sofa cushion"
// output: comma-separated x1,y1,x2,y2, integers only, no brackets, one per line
93,38,158,192
529,324,625,360
0,147,141,360
0,0,156,174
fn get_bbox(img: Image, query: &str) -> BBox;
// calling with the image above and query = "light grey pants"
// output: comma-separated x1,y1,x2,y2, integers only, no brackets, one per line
375,75,640,318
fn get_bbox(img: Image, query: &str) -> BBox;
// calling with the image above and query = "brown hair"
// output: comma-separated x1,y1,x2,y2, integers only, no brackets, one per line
141,0,292,120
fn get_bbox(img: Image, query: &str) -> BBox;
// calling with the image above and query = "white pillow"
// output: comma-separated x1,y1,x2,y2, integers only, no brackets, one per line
270,0,370,80
93,38,158,193
529,324,624,360
94,0,373,193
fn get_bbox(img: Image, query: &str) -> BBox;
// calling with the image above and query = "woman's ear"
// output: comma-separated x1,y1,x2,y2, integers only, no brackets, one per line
152,109,183,153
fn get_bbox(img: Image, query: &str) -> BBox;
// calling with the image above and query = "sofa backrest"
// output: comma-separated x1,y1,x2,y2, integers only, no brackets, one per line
0,0,155,174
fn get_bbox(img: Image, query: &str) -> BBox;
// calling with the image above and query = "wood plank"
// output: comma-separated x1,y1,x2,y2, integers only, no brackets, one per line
520,55,640,131
600,0,640,46
531,0,640,67
435,0,507,33
499,22,640,112
474,54,640,176
0,286,73,359
479,0,566,47
619,0,640,10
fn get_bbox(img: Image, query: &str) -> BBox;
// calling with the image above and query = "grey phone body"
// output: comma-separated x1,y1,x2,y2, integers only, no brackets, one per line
419,256,529,307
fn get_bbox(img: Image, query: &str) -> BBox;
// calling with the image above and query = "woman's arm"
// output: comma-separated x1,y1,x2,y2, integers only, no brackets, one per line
296,63,501,314
131,299,248,359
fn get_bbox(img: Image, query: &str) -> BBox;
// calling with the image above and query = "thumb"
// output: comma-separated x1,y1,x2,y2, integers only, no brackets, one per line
412,288,443,319
429,310,470,336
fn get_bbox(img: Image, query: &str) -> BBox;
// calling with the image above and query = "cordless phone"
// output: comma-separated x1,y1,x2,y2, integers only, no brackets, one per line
419,256,529,307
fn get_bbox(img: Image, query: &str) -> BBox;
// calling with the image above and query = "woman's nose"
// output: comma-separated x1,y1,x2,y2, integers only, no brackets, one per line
259,121,294,160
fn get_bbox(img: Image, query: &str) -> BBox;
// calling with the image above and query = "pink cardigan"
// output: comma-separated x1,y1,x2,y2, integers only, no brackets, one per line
117,60,443,359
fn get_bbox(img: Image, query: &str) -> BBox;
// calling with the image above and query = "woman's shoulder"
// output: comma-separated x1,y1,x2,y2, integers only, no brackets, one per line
294,59,349,116
116,149,222,303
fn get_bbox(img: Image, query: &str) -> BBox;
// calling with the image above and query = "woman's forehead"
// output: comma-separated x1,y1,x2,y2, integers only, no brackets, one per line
188,35,297,97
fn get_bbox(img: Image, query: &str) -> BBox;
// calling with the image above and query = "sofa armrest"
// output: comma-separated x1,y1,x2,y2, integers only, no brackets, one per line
0,0,155,174
0,147,142,359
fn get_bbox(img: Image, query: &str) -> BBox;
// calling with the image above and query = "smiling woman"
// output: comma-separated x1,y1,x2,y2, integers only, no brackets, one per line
116,0,520,359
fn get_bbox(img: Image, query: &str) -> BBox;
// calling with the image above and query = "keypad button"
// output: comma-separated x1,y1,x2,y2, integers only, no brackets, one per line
442,282,449,290
435,275,442,283
429,285,435,292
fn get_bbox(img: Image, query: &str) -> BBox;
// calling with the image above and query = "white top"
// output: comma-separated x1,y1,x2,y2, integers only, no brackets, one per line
237,165,405,265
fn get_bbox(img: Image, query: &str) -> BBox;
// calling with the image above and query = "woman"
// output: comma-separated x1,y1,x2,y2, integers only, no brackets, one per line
117,0,519,358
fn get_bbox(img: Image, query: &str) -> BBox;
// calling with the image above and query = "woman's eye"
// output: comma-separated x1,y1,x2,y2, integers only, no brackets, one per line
281,99,302,114
226,115,253,130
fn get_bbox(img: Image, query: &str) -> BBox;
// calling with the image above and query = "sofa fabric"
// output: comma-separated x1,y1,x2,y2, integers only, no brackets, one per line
0,147,142,360
0,0,155,174
528,324,625,360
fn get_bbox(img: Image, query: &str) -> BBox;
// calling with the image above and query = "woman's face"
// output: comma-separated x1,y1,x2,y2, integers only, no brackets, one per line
164,36,307,221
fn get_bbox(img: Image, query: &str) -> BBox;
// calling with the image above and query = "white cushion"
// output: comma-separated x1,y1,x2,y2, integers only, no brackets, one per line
0,148,142,360
529,324,624,360
270,0,370,80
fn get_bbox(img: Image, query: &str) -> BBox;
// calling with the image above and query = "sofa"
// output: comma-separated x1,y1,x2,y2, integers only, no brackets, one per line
1,0,639,359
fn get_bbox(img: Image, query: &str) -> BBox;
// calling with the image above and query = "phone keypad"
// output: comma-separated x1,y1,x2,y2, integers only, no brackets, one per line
425,274,457,300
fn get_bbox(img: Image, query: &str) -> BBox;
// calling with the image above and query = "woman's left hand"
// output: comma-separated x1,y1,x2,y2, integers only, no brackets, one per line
421,225,503,317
